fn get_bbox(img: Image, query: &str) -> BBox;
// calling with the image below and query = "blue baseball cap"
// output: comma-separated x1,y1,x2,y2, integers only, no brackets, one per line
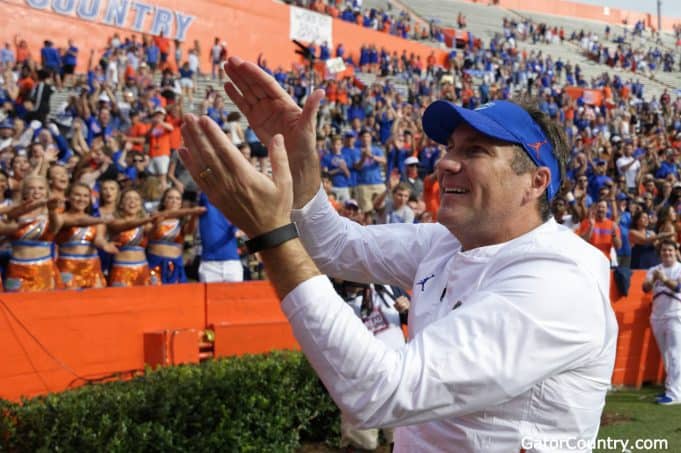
422,100,562,200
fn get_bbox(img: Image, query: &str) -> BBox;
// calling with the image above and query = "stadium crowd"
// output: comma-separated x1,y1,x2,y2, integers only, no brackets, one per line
0,7,680,292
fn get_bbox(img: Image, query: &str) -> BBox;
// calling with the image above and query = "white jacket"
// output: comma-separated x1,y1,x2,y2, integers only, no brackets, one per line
283,188,618,452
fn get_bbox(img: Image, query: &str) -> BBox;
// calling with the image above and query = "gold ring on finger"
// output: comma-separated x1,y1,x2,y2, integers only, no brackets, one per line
199,167,214,180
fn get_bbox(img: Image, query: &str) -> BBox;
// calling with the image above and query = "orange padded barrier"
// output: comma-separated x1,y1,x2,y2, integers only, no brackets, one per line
206,282,299,357
610,271,664,387
0,283,205,401
0,271,667,402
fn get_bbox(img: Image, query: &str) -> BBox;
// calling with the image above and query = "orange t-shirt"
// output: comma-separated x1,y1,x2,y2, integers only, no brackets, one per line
16,47,31,64
17,77,35,102
154,36,170,54
148,125,172,158
423,176,440,221
577,218,619,258
128,122,151,153
167,114,183,150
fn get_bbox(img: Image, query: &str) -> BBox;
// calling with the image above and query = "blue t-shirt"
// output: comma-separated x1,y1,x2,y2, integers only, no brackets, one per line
343,146,359,187
321,152,353,188
86,116,114,145
319,44,330,61
63,46,78,66
347,104,366,122
198,193,240,261
146,45,160,64
587,174,612,202
618,211,632,257
378,112,394,144
386,146,409,180
356,146,385,185
41,46,61,69
418,146,441,175
656,161,678,180
206,107,227,127
179,67,193,79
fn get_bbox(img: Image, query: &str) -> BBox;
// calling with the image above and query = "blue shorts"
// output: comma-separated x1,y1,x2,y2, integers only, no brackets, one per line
147,253,186,284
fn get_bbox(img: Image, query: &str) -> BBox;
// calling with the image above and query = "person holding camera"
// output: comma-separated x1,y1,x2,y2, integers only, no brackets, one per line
334,278,409,450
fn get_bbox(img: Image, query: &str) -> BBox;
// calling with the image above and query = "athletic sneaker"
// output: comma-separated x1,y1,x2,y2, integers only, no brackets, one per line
656,396,681,405
656,393,666,399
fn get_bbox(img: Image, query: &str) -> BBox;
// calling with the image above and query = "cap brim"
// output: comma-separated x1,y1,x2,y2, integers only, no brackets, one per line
422,100,518,146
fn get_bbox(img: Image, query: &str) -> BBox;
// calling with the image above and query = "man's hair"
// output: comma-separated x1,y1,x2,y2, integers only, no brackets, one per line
393,182,411,195
508,97,569,221
659,238,677,252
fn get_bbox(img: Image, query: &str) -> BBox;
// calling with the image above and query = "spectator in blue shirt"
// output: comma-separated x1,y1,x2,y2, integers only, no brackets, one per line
0,43,14,70
40,40,62,89
655,149,679,180
87,107,114,146
341,131,359,191
354,129,387,213
418,141,441,178
588,160,613,202
319,42,330,61
336,43,345,59
347,95,366,122
205,94,228,128
145,42,160,71
198,192,243,282
62,39,78,87
321,136,353,202
386,134,410,180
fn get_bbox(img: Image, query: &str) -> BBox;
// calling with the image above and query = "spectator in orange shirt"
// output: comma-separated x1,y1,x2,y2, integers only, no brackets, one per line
166,103,183,155
422,172,440,221
16,66,35,104
125,110,150,154
147,107,174,190
154,31,171,71
577,200,622,261
14,35,32,67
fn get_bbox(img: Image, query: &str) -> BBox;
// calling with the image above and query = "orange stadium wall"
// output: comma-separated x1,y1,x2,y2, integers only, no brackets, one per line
494,0,679,33
1,0,446,73
0,272,668,402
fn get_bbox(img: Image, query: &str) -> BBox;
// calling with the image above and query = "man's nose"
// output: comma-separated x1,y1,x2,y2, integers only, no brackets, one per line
436,156,463,174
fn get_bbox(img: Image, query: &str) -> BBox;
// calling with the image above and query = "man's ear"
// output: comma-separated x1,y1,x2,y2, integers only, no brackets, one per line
525,167,551,204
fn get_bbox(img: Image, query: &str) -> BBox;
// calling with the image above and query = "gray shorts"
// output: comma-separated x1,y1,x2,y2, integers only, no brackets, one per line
148,155,170,175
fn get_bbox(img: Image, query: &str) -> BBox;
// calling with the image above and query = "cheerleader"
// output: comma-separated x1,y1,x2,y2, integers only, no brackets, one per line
95,179,120,277
5,176,63,292
147,187,205,283
107,188,158,287
56,183,119,289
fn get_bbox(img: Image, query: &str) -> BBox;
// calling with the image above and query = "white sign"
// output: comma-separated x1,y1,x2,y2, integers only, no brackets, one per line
290,6,333,47
326,57,346,74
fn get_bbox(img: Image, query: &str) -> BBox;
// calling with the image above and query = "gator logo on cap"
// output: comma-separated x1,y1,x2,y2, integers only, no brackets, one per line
527,140,547,157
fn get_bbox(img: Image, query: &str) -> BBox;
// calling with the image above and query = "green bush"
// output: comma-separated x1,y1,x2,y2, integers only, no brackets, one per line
0,351,340,452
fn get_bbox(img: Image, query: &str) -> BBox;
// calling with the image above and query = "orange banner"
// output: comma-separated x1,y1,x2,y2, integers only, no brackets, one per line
564,86,605,106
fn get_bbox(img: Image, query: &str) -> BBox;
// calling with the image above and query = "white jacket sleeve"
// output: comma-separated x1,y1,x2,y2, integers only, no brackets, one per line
281,254,608,428
291,187,451,289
